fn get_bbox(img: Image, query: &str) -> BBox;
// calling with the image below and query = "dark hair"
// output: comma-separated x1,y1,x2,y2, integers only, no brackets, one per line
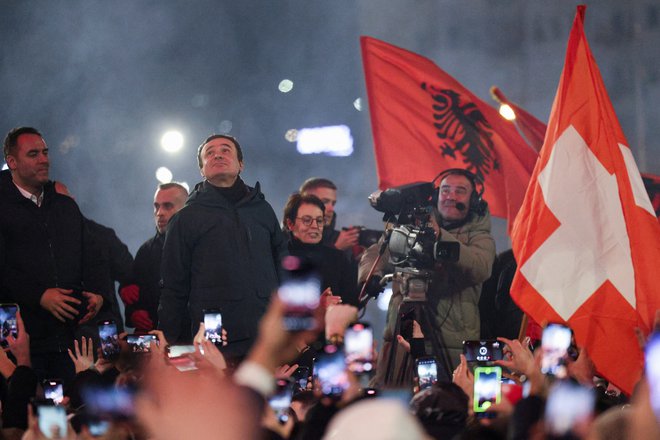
3,126,42,160
299,177,337,194
283,193,325,230
157,182,189,196
196,134,243,169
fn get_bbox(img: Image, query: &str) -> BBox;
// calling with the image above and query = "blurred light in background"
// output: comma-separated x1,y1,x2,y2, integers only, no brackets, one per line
296,125,353,157
156,166,173,183
218,120,233,133
498,103,516,121
180,182,190,192
161,130,184,153
1,163,7,171
284,129,298,142
278,79,294,93
377,287,393,311
353,97,362,111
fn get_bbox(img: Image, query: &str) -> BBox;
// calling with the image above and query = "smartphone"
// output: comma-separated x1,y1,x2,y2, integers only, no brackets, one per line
545,381,595,436
415,356,438,390
345,322,374,374
278,257,321,331
203,309,223,345
168,345,196,358
98,320,120,360
0,303,18,348
268,379,294,424
473,366,502,418
541,323,573,377
37,403,67,439
315,345,349,398
81,384,136,420
292,366,310,392
645,332,660,423
43,379,64,405
125,334,158,353
463,340,503,364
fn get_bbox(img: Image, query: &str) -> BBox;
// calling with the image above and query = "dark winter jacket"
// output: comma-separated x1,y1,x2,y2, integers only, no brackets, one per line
125,231,164,329
0,170,94,353
158,179,287,357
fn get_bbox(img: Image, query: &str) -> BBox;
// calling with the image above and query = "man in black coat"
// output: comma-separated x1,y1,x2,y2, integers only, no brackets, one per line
121,182,188,331
158,134,287,359
0,127,104,384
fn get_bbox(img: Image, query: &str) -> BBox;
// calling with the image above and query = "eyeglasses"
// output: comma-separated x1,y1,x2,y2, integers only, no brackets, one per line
296,216,324,227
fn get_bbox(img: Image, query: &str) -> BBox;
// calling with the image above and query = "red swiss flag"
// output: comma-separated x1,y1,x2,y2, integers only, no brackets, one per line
510,5,660,395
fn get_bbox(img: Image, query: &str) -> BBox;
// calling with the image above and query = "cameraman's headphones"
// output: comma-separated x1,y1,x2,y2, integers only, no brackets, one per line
432,168,487,216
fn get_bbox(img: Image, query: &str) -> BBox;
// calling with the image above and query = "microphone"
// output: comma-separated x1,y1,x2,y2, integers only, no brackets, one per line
455,202,467,211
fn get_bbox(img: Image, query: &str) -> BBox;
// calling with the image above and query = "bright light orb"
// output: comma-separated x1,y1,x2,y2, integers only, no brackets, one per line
161,131,184,153
156,167,173,183
499,104,516,121
377,288,393,311
180,182,190,192
278,79,294,93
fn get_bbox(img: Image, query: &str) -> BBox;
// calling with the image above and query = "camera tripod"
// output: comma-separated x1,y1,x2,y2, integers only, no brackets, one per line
383,267,454,385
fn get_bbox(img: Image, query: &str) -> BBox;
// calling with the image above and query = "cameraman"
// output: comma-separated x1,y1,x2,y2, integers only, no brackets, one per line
359,169,496,387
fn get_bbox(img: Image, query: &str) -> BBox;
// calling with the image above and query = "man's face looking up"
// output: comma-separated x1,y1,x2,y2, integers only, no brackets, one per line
199,138,243,187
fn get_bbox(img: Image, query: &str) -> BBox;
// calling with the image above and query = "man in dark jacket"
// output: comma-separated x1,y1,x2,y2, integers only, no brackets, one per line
121,182,188,331
0,127,104,385
158,134,287,359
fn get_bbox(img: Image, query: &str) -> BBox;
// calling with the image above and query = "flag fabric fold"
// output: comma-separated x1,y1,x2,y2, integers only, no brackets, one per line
361,36,538,230
510,5,660,395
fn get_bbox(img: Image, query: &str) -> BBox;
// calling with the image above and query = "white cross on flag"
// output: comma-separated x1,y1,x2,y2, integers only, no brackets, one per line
510,5,660,395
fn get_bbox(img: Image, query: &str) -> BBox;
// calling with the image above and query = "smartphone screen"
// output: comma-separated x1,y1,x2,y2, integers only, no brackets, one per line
415,357,438,390
98,320,120,360
37,404,67,439
125,334,158,353
292,366,310,392
278,257,321,331
268,379,294,424
473,366,502,417
203,310,223,345
463,340,503,363
315,345,349,398
645,332,660,423
545,381,594,436
81,385,136,420
541,323,573,377
345,322,374,374
43,380,64,405
0,303,18,347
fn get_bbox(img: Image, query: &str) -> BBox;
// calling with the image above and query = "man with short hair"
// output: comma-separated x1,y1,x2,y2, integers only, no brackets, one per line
299,178,360,251
120,182,188,331
0,127,104,384
159,134,287,359
359,168,496,387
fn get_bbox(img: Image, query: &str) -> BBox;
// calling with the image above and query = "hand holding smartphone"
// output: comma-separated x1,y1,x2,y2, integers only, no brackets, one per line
315,345,349,398
125,334,158,353
43,379,64,405
36,402,67,439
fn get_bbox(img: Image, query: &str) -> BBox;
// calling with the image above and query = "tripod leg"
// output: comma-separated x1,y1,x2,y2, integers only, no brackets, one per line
415,304,454,382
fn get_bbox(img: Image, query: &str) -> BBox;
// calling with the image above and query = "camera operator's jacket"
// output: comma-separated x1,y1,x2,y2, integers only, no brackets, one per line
359,209,496,386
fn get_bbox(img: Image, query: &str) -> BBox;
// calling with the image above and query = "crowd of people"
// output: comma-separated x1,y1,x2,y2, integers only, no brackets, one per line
0,126,658,439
